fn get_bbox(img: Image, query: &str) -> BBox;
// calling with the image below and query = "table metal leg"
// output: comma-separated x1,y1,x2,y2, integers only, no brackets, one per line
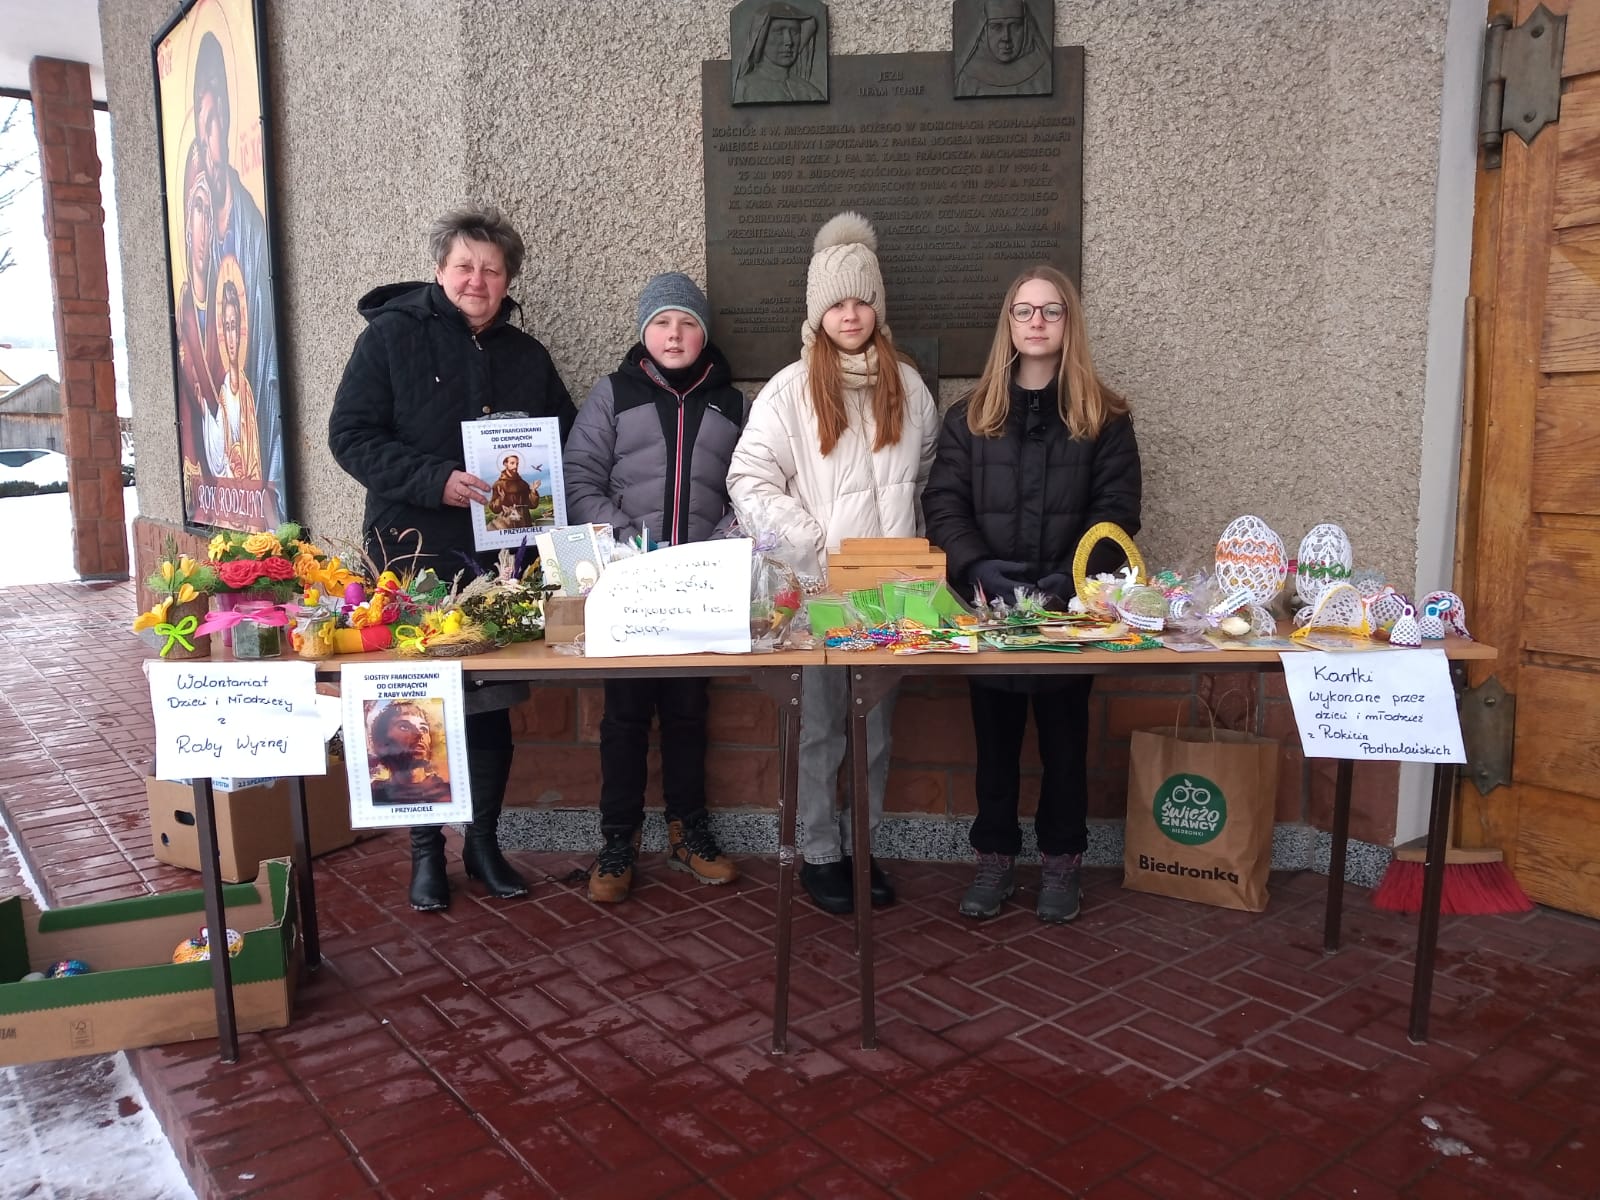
287,776,320,969
754,668,804,1054
847,677,875,1049
1323,759,1353,953
1408,762,1457,1044
191,779,238,1064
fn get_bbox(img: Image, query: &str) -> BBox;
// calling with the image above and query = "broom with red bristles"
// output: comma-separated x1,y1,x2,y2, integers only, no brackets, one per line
1371,810,1533,915
1372,295,1533,917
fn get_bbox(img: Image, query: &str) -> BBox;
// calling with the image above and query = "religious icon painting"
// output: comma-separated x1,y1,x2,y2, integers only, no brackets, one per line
952,0,1055,98
731,0,830,105
152,0,289,532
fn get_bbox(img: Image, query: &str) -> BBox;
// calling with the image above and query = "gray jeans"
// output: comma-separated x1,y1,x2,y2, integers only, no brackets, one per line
798,666,898,865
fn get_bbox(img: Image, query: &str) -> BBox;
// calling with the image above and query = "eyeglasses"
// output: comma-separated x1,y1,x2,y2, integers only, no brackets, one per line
1010,302,1066,323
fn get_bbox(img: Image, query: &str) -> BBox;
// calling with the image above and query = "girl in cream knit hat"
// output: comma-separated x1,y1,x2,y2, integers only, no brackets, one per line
727,211,939,916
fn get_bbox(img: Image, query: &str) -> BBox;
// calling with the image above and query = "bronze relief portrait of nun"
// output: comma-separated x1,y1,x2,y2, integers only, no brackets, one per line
732,0,829,104
954,0,1054,98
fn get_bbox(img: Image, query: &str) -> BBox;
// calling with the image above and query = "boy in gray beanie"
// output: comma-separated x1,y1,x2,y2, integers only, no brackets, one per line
564,273,746,902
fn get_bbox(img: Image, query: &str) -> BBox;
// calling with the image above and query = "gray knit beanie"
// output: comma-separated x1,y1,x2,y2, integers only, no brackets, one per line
637,273,710,340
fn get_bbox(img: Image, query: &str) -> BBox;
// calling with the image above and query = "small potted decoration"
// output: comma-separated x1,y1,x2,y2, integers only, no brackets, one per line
133,538,219,659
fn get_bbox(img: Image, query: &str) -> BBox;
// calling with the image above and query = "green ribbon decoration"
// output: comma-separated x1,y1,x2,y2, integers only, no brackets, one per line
155,614,200,656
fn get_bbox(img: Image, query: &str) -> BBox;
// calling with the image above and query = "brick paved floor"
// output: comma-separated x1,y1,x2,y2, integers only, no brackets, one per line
3,581,1599,1199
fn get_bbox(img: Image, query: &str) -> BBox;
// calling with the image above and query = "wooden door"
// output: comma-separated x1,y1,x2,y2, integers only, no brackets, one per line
1465,0,1600,916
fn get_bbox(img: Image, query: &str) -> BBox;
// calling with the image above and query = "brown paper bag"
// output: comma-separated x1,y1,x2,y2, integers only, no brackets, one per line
1122,715,1280,912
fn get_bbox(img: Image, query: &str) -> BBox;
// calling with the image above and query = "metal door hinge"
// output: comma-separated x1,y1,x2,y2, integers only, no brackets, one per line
1481,4,1566,169
1458,674,1514,795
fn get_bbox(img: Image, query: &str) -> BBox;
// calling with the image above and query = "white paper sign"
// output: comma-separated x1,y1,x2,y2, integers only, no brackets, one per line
1279,649,1466,762
584,538,753,657
462,416,568,552
341,661,471,829
149,661,327,781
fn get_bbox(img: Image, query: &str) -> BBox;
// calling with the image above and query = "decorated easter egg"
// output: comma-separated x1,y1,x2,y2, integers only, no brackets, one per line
45,959,90,978
1294,523,1354,606
1214,516,1289,604
1420,590,1472,639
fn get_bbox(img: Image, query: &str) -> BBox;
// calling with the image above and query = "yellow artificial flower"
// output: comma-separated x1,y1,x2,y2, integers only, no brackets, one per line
243,532,282,558
160,560,176,584
175,583,199,604
132,597,173,632
177,555,198,578
207,534,229,560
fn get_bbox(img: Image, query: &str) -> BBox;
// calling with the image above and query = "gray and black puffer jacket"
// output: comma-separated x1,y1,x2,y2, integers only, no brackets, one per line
564,343,744,545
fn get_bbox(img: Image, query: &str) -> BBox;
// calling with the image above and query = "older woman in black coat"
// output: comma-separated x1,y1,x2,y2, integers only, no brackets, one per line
923,266,1141,926
329,203,575,913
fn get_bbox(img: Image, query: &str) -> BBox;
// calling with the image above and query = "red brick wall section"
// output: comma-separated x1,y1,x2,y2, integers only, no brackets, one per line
131,513,1401,843
28,56,127,580
508,668,1401,842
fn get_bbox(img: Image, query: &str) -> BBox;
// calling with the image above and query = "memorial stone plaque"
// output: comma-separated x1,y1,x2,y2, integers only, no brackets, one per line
703,47,1083,377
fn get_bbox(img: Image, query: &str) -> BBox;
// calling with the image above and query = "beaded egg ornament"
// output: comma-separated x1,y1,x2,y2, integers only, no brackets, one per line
1215,516,1289,605
1420,590,1471,639
1292,581,1370,638
1294,524,1353,606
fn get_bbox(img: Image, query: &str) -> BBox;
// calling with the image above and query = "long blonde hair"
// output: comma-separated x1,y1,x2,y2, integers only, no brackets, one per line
805,325,907,456
965,266,1126,440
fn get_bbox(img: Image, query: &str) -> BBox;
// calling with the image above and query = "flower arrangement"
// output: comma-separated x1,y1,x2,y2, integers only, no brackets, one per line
133,537,220,657
208,522,361,601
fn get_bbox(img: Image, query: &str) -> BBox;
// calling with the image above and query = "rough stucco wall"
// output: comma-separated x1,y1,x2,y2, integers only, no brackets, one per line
101,0,180,533
99,0,467,545
106,0,1446,582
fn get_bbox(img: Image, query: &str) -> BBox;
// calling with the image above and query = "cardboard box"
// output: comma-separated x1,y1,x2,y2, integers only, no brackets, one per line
544,593,588,644
0,859,299,1066
148,766,356,884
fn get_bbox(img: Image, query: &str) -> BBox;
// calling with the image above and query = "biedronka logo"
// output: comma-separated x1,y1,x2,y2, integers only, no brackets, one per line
1153,773,1226,847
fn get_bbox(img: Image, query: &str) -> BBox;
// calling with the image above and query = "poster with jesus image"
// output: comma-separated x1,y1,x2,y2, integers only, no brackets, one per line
461,417,567,552
341,661,470,828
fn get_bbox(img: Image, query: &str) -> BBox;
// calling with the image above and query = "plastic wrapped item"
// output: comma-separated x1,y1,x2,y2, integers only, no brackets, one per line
744,528,805,650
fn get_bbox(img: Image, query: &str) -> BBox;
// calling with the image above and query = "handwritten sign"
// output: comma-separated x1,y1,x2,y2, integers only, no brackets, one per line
584,539,752,658
150,661,327,781
1279,649,1466,763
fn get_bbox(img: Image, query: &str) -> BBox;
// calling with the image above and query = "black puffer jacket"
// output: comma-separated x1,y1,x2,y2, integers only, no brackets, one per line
923,378,1142,598
328,281,576,575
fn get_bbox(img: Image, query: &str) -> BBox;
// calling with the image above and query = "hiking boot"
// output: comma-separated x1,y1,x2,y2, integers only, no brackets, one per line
844,855,896,908
667,812,739,885
959,852,1015,920
588,830,639,904
800,859,852,914
1037,852,1083,924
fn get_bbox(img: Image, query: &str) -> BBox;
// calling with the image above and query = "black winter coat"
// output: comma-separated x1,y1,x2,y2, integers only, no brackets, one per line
328,282,576,576
923,379,1142,598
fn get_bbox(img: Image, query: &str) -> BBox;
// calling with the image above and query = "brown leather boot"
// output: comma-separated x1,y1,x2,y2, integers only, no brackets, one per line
667,812,739,885
588,830,639,903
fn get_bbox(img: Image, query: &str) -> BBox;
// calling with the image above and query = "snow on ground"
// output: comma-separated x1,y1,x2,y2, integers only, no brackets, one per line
0,486,139,588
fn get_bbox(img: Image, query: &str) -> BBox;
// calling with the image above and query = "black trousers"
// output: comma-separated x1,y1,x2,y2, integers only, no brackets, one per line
967,678,1093,857
599,676,709,837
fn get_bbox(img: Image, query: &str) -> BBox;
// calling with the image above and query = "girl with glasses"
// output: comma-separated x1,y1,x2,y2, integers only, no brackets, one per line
923,265,1142,924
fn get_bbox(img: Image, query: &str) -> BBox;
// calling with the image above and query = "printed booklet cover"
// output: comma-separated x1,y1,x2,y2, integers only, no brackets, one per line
461,416,567,552
341,661,470,828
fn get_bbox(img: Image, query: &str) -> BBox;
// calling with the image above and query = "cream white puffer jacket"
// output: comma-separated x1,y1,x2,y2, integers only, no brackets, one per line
727,357,939,583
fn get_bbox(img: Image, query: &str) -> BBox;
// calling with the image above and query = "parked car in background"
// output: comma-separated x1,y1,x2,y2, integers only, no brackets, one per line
0,448,70,492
